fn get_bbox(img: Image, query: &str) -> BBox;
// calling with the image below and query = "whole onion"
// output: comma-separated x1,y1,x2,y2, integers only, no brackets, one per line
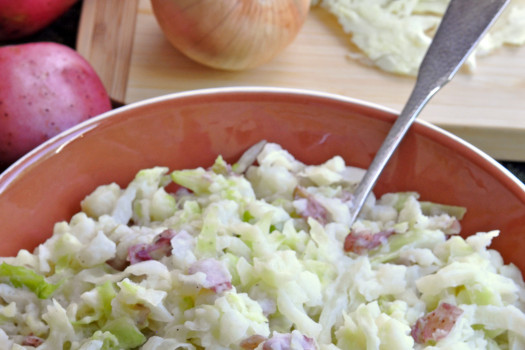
150,0,311,70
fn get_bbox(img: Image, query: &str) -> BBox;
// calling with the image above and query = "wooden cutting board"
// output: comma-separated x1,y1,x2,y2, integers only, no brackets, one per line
77,0,525,161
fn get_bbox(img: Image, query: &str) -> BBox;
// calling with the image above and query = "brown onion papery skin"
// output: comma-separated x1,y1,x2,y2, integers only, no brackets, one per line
150,0,311,70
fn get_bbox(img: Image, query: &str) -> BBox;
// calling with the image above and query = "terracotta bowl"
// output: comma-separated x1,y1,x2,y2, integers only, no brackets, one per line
1,88,524,273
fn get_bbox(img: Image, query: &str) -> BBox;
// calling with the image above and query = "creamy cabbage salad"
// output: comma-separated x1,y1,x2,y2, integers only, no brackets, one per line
1,142,525,350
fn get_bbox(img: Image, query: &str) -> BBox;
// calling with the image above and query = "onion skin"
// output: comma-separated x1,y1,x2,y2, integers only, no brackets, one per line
150,0,311,70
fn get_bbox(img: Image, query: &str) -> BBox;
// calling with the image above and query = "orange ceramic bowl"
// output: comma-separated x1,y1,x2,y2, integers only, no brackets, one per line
1,88,524,272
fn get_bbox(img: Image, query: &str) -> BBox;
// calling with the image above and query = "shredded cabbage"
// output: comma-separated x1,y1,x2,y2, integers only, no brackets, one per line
313,0,525,76
1,142,524,349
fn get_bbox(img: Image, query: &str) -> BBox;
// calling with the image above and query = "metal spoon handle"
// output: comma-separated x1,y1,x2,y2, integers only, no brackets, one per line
348,0,510,225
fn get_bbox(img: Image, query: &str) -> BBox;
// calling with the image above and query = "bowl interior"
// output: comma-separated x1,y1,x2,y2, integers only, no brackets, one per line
1,88,524,272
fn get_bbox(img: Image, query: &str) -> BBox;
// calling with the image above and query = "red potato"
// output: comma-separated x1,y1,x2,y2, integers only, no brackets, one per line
0,42,111,165
0,0,77,41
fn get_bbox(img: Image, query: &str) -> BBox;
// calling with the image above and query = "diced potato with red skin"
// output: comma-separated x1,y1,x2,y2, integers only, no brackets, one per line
344,229,395,254
294,185,331,225
0,0,77,41
0,42,111,165
411,303,464,344
188,258,233,294
240,335,267,350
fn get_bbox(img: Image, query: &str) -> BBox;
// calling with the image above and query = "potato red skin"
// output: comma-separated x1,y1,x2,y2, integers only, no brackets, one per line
0,0,77,41
0,42,111,165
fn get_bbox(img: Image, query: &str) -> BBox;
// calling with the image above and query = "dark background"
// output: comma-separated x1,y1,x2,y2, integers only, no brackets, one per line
1,1,525,184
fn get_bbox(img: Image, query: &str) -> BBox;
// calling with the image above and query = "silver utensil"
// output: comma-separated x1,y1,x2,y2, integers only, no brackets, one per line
348,0,510,226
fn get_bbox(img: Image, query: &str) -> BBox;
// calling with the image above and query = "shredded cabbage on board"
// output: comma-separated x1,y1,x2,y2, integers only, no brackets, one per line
313,0,525,75
1,141,525,349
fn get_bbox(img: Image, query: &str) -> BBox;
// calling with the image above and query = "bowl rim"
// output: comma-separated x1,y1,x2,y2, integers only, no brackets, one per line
1,86,524,197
